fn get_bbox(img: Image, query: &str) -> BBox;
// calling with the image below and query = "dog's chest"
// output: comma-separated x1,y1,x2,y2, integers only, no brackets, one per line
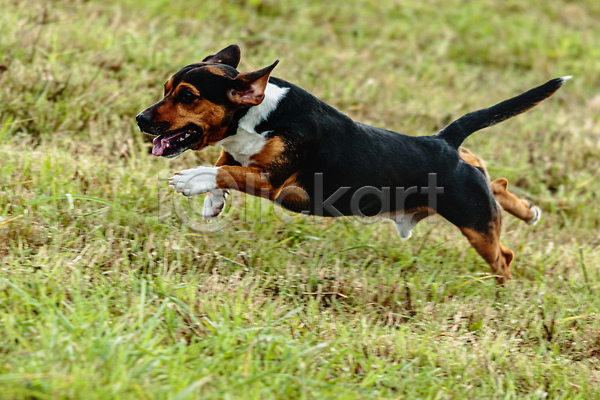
216,82,289,167
217,128,267,167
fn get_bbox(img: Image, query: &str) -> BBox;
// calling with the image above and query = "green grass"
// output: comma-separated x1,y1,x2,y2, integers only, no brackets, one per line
1,0,600,398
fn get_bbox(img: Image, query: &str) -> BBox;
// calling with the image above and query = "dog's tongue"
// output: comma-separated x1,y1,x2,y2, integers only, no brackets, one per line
152,136,166,156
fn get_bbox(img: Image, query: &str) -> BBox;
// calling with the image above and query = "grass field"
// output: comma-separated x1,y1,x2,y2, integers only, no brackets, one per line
1,0,600,398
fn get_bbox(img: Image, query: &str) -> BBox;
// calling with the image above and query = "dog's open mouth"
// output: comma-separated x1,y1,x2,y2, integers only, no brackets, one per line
151,127,201,158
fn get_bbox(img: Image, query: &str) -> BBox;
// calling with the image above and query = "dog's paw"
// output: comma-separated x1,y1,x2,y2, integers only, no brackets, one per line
527,205,542,226
203,190,227,219
168,166,219,196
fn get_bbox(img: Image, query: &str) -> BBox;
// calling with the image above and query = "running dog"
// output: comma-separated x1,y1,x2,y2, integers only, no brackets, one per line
136,44,568,282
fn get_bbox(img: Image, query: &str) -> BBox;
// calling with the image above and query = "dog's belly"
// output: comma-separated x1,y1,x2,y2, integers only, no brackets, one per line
272,133,456,217
275,180,433,218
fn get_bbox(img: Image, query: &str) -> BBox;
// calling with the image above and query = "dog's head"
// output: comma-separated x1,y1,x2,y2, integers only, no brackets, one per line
136,44,278,158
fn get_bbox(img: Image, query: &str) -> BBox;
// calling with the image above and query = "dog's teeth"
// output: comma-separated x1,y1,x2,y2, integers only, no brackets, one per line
185,133,191,139
166,143,171,148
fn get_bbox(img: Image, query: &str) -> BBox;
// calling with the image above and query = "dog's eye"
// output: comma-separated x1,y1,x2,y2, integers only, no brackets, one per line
180,90,198,104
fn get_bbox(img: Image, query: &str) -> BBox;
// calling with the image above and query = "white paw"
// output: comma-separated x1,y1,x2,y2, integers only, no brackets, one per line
203,190,227,219
168,166,219,197
527,205,542,226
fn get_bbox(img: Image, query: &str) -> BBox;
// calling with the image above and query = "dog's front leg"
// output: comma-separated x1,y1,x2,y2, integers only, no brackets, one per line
169,165,277,200
168,166,220,196
202,188,227,219
168,166,230,219
202,150,239,219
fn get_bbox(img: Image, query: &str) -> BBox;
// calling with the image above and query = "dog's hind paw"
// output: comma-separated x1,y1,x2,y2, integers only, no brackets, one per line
527,205,542,226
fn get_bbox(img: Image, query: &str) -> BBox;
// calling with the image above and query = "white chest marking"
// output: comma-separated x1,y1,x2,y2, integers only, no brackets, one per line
216,83,289,167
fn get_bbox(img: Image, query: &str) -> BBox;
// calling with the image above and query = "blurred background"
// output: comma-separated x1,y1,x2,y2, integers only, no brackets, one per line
1,0,599,398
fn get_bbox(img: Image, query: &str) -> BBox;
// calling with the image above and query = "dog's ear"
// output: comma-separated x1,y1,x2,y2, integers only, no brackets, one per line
202,44,241,68
227,60,279,107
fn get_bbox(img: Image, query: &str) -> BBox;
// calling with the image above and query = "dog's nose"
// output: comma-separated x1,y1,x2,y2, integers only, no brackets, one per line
136,113,151,127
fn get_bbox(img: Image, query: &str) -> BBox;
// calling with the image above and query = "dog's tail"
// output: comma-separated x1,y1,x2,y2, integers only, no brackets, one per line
437,76,570,149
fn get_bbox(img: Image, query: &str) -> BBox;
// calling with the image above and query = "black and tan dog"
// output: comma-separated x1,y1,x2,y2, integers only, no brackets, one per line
137,44,568,283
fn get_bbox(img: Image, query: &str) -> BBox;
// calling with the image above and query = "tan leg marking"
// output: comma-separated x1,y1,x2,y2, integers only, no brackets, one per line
214,150,241,167
216,166,275,199
459,147,489,179
460,147,539,224
215,166,311,206
274,174,311,211
460,224,515,284
490,178,537,223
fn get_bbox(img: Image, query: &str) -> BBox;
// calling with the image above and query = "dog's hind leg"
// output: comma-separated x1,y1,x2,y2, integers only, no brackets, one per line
490,178,541,225
459,147,541,225
438,166,514,283
455,198,514,283
459,221,515,284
